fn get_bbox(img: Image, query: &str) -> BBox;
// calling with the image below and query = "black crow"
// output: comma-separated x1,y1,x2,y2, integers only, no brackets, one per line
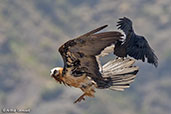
114,17,158,67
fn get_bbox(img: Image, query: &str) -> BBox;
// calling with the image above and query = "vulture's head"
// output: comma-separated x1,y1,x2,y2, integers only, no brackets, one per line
50,67,64,84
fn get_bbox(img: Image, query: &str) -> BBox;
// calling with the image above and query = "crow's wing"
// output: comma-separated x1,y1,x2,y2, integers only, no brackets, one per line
127,36,158,67
59,25,123,80
114,17,135,57
117,17,134,36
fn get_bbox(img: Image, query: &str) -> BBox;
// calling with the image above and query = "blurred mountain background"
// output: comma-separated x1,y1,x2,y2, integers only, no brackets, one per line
0,0,171,114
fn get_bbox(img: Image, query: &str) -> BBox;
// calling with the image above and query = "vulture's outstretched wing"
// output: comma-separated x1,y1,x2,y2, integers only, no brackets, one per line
59,25,123,81
116,17,158,67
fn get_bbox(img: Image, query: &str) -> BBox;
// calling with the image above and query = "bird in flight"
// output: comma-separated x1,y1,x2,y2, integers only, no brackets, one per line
50,25,139,103
114,17,158,67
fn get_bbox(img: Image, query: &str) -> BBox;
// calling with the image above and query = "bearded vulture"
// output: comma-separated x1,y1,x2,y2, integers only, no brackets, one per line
50,25,139,103
114,17,158,67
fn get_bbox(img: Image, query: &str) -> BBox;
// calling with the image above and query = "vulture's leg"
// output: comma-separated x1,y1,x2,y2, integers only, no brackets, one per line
74,93,86,103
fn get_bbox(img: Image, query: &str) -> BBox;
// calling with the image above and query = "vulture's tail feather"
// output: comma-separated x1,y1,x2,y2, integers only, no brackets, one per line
102,58,139,91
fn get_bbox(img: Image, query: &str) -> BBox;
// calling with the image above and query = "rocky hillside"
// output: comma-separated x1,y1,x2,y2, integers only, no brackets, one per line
0,0,171,114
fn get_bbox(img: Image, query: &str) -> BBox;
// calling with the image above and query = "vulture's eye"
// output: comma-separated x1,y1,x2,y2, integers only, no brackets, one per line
50,68,59,76
52,70,56,74
54,70,59,75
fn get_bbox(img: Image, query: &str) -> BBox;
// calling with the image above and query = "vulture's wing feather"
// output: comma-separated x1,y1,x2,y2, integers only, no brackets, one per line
77,25,108,38
59,25,123,80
